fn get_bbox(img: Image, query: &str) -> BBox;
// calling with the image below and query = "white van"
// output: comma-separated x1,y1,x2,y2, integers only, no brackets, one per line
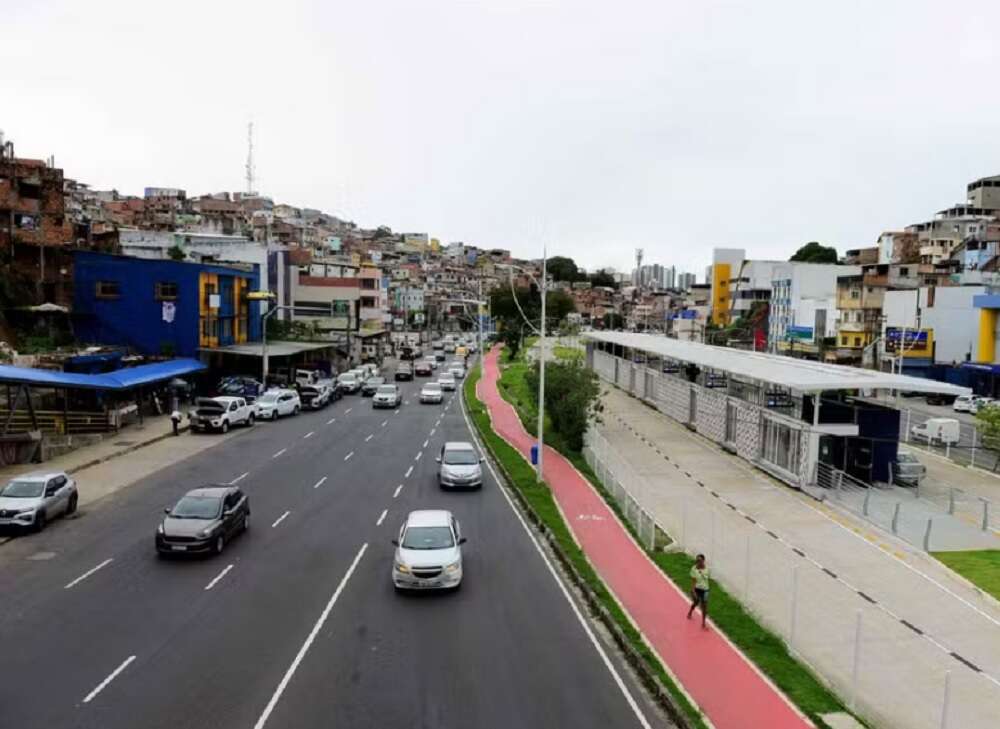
910,417,961,445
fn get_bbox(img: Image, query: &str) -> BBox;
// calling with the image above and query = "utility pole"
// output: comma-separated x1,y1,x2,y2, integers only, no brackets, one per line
537,248,547,481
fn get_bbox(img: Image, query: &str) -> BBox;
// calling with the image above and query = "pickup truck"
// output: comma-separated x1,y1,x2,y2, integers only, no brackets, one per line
299,381,334,410
189,396,255,433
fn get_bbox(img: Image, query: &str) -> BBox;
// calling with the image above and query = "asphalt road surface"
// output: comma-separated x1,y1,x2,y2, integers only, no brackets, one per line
0,359,666,729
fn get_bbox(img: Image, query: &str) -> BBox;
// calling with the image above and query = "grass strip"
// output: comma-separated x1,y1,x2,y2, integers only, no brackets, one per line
464,363,709,729
932,550,1000,602
493,357,864,729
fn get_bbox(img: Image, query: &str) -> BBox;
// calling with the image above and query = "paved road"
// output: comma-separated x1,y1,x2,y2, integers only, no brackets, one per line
0,360,663,729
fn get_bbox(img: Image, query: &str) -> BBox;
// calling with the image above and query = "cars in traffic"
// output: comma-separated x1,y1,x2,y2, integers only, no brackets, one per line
910,417,960,445
156,486,249,556
391,509,465,591
438,373,457,391
420,382,444,404
362,376,386,396
0,471,78,532
414,361,432,376
448,364,466,380
338,372,362,394
892,451,926,486
189,396,255,432
436,441,484,489
395,364,414,381
373,384,403,408
255,389,301,420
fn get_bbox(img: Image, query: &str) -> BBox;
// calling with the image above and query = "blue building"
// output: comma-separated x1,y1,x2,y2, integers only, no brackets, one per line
74,251,261,358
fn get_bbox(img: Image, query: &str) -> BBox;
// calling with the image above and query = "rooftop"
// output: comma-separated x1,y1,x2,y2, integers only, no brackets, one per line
585,331,969,396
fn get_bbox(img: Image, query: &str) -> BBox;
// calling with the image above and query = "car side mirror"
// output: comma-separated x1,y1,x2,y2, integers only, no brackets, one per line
391,538,399,546
458,537,467,545
435,456,442,463
164,507,172,514
223,508,234,517
480,457,486,463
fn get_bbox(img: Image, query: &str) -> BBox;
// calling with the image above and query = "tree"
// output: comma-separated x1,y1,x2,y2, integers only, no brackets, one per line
489,286,576,329
498,326,522,360
789,241,838,263
589,270,617,289
372,225,393,240
546,256,581,283
525,360,601,451
602,312,624,329
167,245,186,261
976,404,1000,469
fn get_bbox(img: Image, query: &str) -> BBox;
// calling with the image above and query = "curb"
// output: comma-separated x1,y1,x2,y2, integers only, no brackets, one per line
66,425,191,476
466,373,700,729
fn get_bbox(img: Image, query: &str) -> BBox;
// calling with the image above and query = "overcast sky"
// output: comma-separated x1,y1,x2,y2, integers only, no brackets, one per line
5,1,1000,276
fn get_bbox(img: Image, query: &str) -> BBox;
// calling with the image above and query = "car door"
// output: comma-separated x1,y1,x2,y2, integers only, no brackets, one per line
45,477,66,515
228,400,239,424
221,492,240,537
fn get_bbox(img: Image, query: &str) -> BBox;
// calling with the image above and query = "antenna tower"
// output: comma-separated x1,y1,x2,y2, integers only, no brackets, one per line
635,247,644,286
245,122,257,196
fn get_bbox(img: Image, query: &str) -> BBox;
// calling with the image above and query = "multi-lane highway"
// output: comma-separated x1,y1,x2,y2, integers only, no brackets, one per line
0,359,667,729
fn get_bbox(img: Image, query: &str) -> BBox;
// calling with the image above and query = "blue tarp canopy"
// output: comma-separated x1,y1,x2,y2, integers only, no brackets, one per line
0,359,206,391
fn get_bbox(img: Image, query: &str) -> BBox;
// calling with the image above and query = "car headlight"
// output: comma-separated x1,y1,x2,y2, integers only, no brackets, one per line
197,527,214,539
394,562,410,574
15,508,35,519
157,524,164,535
445,561,461,574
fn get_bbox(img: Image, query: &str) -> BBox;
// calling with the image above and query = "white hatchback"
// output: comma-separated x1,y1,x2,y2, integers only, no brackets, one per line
392,510,465,591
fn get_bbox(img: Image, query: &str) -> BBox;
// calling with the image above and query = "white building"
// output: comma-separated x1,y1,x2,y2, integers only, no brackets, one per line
768,263,860,351
882,286,983,365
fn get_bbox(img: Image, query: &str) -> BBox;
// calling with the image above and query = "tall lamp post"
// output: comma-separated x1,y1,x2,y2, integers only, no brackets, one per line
256,299,339,386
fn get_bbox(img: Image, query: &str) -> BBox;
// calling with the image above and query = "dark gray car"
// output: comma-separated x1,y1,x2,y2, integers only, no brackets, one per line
156,486,249,556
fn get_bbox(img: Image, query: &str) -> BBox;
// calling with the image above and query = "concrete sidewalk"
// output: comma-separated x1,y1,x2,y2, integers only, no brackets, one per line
594,387,1000,729
910,446,1000,533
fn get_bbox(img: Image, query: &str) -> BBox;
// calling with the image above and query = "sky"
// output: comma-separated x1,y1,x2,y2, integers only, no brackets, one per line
4,0,1000,277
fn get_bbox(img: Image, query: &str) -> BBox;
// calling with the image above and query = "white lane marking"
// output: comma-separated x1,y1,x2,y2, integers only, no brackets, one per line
272,511,291,528
272,448,287,459
344,451,354,461
252,543,368,729
458,383,653,729
381,420,388,427
405,466,413,478
230,472,249,485
404,401,409,406
415,451,422,461
303,431,314,439
394,408,400,414
376,509,388,526
365,434,373,442
430,428,436,437
326,417,336,425
64,558,113,590
393,484,403,498
204,564,235,591
345,408,352,414
82,655,136,704
313,476,327,489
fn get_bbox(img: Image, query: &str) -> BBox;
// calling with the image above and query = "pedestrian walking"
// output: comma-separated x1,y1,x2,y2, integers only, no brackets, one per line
170,409,182,437
686,553,710,629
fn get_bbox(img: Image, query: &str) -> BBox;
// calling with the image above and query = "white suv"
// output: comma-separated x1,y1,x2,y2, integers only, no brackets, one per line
392,510,465,591
189,396,255,433
255,389,301,420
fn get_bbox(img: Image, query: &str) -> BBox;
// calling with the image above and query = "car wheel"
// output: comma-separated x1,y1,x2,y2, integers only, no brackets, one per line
293,406,300,415
33,510,46,533
214,534,225,555
247,414,255,427
242,513,250,532
222,421,230,434
67,493,78,515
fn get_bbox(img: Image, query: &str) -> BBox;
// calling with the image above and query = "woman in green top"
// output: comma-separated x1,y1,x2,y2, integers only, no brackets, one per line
687,553,709,628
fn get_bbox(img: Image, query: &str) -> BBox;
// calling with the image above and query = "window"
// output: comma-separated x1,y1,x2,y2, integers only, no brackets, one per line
899,267,909,276
155,281,178,300
841,335,848,345
203,282,217,309
854,337,862,346
95,281,120,298
850,289,860,299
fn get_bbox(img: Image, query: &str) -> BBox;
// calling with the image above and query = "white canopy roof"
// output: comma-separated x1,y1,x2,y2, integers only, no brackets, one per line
585,331,970,396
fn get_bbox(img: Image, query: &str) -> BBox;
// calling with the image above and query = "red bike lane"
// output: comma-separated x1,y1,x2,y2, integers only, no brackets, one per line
476,347,812,729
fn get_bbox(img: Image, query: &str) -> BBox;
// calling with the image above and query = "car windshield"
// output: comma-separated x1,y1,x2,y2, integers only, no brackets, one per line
1,480,45,498
423,384,442,392
366,378,385,386
444,449,478,465
898,453,919,464
377,385,397,395
170,495,222,519
340,374,357,382
258,393,280,404
401,526,454,550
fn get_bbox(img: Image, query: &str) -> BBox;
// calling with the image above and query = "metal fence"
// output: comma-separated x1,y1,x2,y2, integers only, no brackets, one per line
584,425,1000,729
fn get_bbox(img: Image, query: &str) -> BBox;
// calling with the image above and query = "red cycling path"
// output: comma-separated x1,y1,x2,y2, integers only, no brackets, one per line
475,347,812,729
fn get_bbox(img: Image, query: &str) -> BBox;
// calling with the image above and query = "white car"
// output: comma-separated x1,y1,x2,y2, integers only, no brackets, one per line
953,394,976,413
338,372,362,394
438,373,457,391
448,365,466,380
373,384,402,409
0,471,78,532
189,396,255,432
424,358,439,370
420,382,444,404
255,389,301,420
392,510,465,591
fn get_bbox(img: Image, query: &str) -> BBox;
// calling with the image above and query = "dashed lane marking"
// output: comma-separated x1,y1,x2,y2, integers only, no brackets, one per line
204,564,234,591
365,434,374,442
303,431,314,439
272,511,291,528
393,484,403,498
230,472,249,485
313,476,327,489
405,466,413,479
344,408,352,414
272,448,287,459
65,559,113,590
381,420,388,427
423,439,429,448
326,417,336,425
82,655,136,704
376,509,388,526
344,451,354,462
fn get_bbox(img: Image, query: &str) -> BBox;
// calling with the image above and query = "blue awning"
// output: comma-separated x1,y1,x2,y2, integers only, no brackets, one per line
0,359,206,391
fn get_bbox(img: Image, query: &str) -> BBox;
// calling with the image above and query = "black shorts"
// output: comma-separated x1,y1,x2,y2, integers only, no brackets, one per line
693,588,708,605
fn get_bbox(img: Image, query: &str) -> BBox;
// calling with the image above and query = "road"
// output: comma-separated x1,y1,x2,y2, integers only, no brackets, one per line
0,358,664,729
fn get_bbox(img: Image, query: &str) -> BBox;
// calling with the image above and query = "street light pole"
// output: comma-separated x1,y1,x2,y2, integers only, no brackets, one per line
537,249,547,481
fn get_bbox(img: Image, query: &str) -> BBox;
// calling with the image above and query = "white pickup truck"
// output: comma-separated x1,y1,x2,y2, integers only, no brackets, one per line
188,396,255,433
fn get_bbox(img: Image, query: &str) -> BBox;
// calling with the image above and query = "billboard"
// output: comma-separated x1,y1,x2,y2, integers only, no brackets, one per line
885,328,933,357
326,236,342,251
786,325,814,341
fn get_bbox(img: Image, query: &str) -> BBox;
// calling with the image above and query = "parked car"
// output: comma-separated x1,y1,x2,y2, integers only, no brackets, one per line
0,471,78,532
300,382,333,410
438,373,457,391
295,369,324,387
395,365,414,381
156,486,249,556
892,451,926,486
436,441,484,489
910,417,960,445
255,389,301,420
216,376,264,401
362,376,386,396
925,392,957,407
189,396,255,433
420,382,444,404
953,394,976,412
338,372,362,394
414,361,432,377
373,384,403,408
391,509,465,591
